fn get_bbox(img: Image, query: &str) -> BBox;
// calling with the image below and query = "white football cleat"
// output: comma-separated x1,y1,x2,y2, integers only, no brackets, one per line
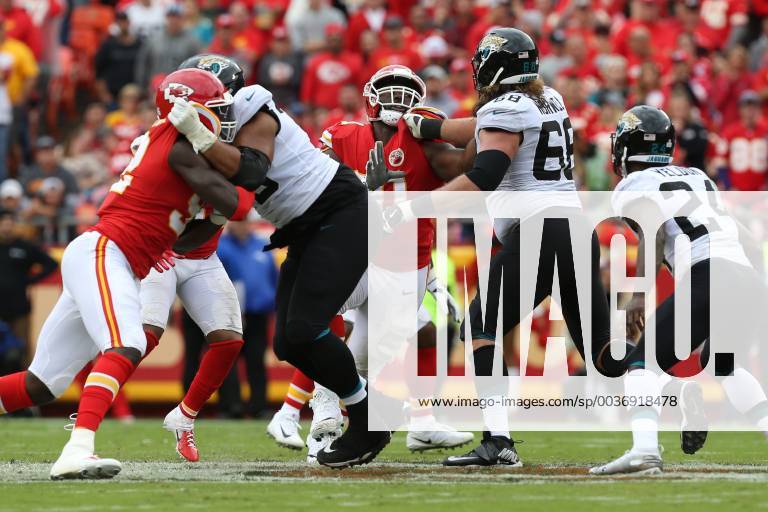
163,406,199,462
267,409,304,450
308,387,344,438
50,443,121,480
589,450,662,475
406,427,475,452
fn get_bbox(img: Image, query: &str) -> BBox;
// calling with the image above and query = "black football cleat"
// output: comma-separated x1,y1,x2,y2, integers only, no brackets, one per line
316,428,391,469
680,381,708,455
443,434,523,467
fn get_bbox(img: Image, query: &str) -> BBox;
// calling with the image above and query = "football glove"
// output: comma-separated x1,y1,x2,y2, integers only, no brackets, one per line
426,264,461,321
403,106,447,140
153,249,185,273
167,97,217,154
365,140,406,191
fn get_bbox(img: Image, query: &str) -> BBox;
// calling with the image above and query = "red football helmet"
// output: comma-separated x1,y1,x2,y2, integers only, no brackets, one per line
155,68,236,142
363,65,426,127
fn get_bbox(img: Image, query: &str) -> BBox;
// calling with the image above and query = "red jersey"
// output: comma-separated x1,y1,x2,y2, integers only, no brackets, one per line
696,0,748,50
94,120,201,279
320,119,443,268
713,121,768,191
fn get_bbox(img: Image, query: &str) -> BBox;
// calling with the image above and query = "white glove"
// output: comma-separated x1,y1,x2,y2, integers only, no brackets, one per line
403,106,446,139
426,265,461,321
167,98,217,154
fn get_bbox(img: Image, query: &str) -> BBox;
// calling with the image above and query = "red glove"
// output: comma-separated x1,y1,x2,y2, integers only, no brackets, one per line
153,250,185,273
230,186,256,221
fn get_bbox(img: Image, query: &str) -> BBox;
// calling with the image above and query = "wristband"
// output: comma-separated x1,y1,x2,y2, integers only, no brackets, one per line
230,186,255,221
420,118,444,140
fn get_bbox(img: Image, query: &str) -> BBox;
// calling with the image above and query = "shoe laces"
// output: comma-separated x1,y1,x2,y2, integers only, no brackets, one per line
309,388,341,419
64,413,77,431
180,430,197,450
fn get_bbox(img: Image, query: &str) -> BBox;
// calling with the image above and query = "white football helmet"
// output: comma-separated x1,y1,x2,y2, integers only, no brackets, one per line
363,65,426,127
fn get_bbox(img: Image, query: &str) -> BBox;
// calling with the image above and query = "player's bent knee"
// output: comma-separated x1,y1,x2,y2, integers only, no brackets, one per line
205,329,242,344
472,339,495,351
106,347,142,366
285,319,326,347
25,371,56,404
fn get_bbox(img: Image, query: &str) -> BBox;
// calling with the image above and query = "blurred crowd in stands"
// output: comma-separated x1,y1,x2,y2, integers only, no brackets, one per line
0,0,764,245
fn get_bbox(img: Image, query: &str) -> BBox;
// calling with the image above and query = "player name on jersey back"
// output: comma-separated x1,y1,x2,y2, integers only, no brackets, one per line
475,86,581,222
233,85,338,228
612,165,751,271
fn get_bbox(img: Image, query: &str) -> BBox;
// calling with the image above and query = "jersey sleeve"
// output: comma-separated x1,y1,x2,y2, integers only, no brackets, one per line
475,95,539,134
319,121,365,152
233,85,274,133
611,172,663,218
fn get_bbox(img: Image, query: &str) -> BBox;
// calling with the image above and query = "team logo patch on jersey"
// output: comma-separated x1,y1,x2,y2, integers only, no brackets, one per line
388,148,405,167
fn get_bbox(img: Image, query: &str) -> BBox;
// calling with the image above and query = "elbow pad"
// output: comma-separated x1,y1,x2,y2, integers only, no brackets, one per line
464,149,511,191
230,147,271,191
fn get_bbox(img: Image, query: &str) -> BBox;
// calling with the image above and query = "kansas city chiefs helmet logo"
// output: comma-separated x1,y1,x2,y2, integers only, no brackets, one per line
164,83,195,102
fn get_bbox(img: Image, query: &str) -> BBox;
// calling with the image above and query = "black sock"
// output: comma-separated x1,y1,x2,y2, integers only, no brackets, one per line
473,345,508,376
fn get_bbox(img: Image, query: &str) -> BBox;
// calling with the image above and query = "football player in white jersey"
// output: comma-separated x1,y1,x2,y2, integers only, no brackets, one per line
591,106,768,475
166,59,388,468
398,28,622,466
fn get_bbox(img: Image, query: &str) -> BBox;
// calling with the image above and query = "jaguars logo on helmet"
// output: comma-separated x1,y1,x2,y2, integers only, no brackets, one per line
611,105,676,177
178,54,246,96
471,28,539,91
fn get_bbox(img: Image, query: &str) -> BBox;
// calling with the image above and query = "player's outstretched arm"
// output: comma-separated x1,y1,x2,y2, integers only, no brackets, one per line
405,112,477,147
422,138,477,182
169,139,243,217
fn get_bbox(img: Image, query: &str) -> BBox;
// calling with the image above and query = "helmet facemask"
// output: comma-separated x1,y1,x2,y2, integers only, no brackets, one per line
193,91,236,142
364,75,425,126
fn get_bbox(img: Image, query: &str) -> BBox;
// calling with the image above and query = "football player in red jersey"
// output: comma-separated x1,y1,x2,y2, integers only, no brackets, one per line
0,68,253,480
269,65,475,460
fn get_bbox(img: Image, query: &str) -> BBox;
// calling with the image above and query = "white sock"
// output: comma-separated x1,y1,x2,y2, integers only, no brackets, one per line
279,402,301,418
481,395,509,438
722,368,768,415
69,428,95,452
631,410,659,455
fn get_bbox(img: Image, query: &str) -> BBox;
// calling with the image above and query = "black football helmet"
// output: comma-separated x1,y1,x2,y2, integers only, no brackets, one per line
471,28,539,91
178,54,246,95
611,105,676,177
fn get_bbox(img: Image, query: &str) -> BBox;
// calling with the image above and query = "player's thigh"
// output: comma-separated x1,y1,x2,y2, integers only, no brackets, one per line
286,199,368,339
63,232,147,355
140,266,179,332
29,290,99,397
339,269,368,315
178,255,243,336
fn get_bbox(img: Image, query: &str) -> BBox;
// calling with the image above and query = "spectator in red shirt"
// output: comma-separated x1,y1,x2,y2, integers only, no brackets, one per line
0,0,39,58
207,14,254,76
611,0,670,58
300,23,363,112
322,83,367,127
446,58,475,118
695,0,748,51
441,0,475,51
713,90,768,190
465,0,514,54
228,1,268,63
711,45,752,128
366,16,422,81
345,0,387,54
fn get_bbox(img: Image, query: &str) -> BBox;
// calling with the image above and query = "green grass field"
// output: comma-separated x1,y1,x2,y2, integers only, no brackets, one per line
1,418,767,511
